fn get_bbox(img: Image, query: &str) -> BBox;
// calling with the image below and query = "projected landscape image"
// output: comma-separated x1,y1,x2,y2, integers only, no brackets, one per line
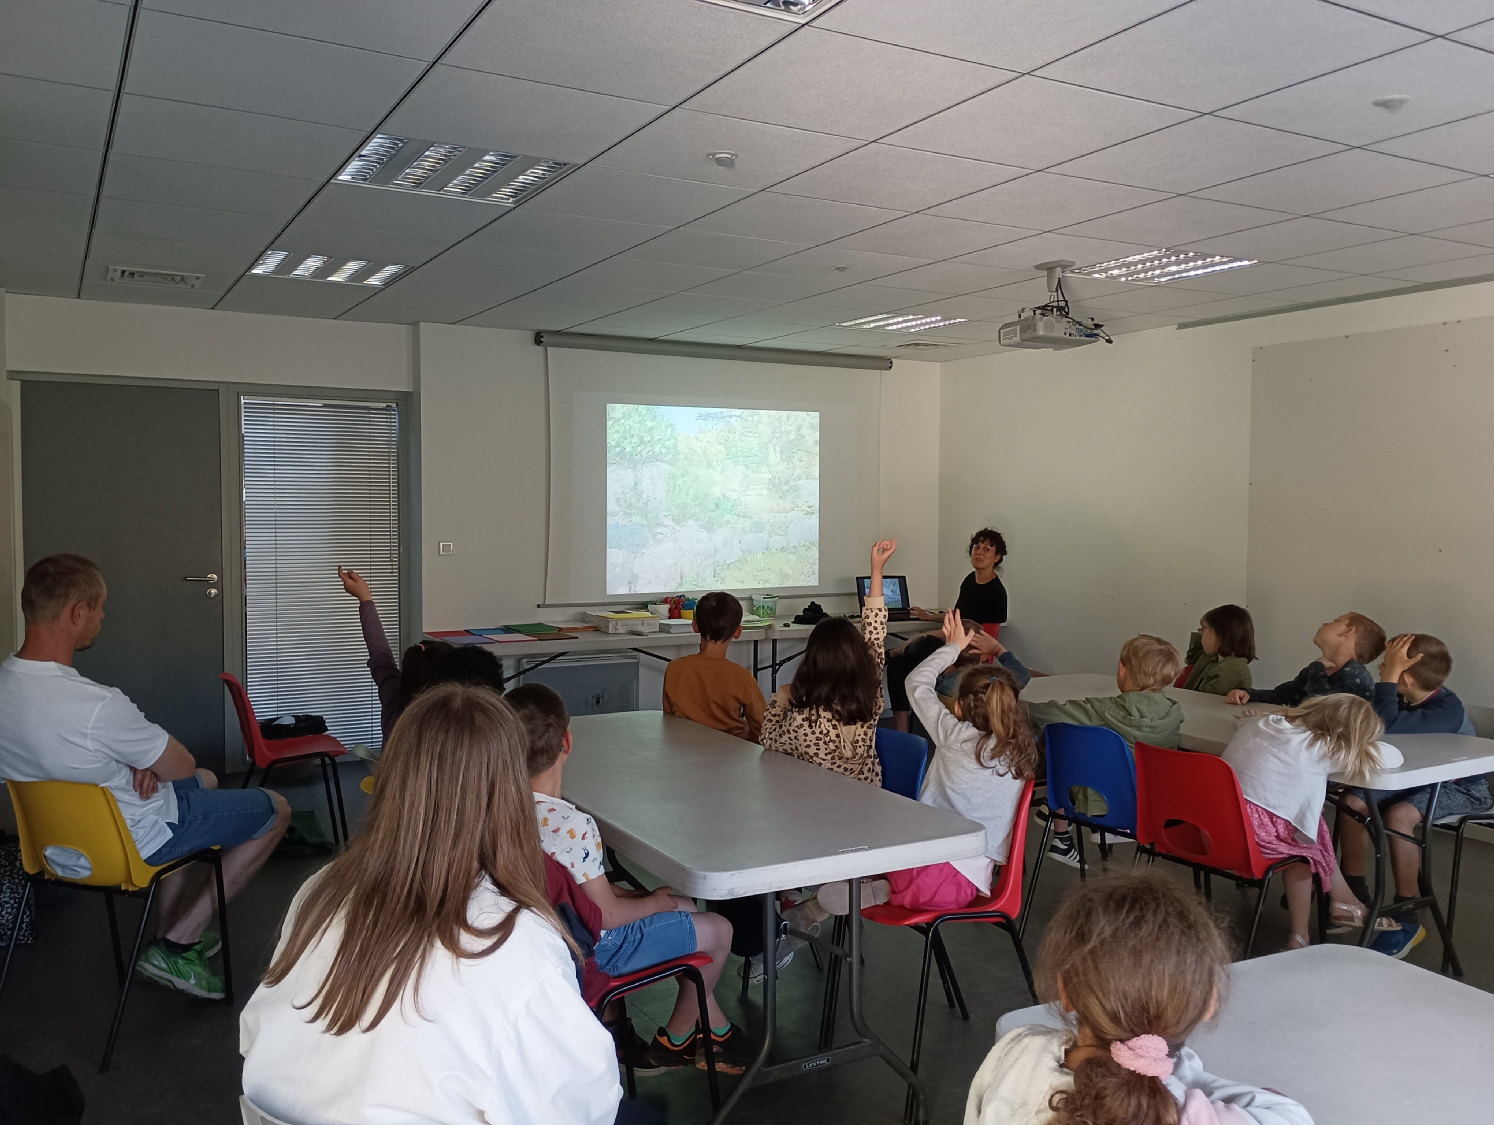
606,404,820,595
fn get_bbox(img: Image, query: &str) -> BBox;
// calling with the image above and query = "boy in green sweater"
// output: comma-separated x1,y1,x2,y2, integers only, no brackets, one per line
1027,634,1184,866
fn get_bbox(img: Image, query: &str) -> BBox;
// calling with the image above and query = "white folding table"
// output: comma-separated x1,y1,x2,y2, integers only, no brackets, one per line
992,944,1494,1125
1020,675,1494,966
563,711,986,1123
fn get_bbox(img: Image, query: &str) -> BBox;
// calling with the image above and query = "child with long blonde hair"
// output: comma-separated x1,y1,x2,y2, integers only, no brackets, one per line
966,875,1311,1125
797,609,1039,918
1224,693,1403,949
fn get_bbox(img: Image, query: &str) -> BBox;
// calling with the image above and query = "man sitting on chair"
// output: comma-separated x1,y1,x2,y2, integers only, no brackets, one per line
0,554,290,999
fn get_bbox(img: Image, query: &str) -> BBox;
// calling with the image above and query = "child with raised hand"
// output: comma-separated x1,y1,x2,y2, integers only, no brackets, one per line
1224,693,1403,950
793,609,1037,919
761,538,897,786
1182,604,1255,697
965,874,1311,1125
1226,612,1383,707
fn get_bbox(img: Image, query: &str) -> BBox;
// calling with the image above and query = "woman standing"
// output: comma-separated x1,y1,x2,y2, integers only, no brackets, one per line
886,528,1009,733
241,683,623,1125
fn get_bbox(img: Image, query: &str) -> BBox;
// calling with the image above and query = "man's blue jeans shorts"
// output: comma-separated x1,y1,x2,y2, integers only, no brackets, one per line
143,776,279,865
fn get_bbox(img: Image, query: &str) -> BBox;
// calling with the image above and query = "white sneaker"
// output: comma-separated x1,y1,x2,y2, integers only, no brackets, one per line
740,947,795,984
1047,834,1082,869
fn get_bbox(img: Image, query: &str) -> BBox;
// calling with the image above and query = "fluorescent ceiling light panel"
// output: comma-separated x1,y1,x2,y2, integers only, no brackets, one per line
335,134,572,206
837,313,969,332
698,0,843,19
252,252,404,285
1069,248,1258,285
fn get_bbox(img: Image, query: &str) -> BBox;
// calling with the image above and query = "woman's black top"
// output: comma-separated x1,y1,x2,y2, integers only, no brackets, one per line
954,572,1007,625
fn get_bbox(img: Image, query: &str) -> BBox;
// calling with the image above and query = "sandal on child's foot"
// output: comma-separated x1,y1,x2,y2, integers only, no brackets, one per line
1282,934,1310,951
1327,903,1402,934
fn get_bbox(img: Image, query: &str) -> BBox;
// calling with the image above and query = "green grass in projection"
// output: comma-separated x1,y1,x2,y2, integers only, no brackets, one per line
606,404,820,595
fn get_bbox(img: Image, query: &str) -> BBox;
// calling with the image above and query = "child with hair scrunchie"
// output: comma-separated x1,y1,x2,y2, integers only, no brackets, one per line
964,874,1312,1125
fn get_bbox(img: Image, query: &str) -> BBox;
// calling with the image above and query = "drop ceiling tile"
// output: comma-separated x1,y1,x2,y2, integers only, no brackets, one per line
94,197,284,247
887,77,1193,170
0,74,114,149
1101,313,1185,334
423,240,601,282
625,293,778,322
0,0,129,90
77,280,224,309
102,153,316,218
125,11,425,129
626,229,807,270
444,0,788,104
0,138,101,194
0,185,93,229
215,274,378,318
1376,253,1494,284
984,274,1136,305
1074,284,1221,314
340,267,536,323
1285,235,1489,273
752,245,930,283
470,210,667,257
575,309,725,334
384,66,665,164
686,28,1010,141
872,261,1031,294
143,0,485,59
1265,275,1411,303
596,110,863,190
1050,117,1342,194
1223,40,1494,148
1164,294,1289,320
0,258,82,297
272,220,452,268
1372,112,1494,176
1177,217,1398,262
520,279,661,313
1060,197,1285,246
111,96,365,179
700,315,829,337
828,214,1035,259
930,173,1169,229
901,293,1025,320
817,0,1181,72
688,193,903,245
688,271,850,302
954,232,1158,271
1427,218,1494,249
1451,19,1494,49
814,283,938,313
527,168,750,227
565,257,733,292
1150,261,1352,295
0,219,88,262
461,303,593,331
1334,1,1493,35
1196,149,1468,215
85,232,262,284
774,145,1026,212
297,182,496,241
1319,177,1494,234
761,327,881,348
1038,0,1424,113
737,302,868,327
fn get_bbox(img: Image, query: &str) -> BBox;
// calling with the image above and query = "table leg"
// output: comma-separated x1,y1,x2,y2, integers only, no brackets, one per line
709,892,779,1125
1416,783,1463,976
771,639,779,693
1359,797,1388,948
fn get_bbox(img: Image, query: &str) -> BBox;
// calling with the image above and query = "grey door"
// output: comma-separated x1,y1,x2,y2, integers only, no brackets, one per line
21,380,227,771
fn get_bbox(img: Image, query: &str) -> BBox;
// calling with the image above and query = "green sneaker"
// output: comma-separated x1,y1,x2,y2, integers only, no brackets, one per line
136,940,225,999
196,928,221,958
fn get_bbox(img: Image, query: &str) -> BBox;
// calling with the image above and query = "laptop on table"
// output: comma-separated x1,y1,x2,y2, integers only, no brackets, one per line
856,575,914,621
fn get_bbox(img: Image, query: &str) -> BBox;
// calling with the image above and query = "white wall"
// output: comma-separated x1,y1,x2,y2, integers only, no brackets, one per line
939,278,1494,682
880,360,941,606
1249,315,1494,701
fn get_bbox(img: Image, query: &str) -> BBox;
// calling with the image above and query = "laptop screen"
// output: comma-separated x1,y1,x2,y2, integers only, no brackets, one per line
856,575,909,611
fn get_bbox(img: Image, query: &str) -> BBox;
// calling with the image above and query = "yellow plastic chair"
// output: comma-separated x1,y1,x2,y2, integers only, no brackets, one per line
0,780,232,1072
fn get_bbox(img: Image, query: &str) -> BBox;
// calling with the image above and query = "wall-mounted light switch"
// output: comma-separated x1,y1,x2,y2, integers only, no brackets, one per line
438,542,454,555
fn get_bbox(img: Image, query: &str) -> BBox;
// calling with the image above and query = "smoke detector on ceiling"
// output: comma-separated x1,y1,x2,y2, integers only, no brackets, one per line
107,266,204,289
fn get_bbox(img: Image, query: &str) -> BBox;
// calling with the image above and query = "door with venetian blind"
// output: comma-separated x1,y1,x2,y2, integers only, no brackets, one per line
241,397,401,751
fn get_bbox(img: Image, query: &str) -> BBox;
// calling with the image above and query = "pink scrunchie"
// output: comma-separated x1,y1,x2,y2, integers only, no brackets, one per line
1109,1034,1174,1078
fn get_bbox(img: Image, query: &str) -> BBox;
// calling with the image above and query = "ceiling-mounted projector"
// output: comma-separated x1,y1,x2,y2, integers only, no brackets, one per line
999,261,1112,351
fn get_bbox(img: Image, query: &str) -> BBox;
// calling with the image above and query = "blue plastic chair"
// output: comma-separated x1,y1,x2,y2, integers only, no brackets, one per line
1020,723,1138,937
874,728,930,800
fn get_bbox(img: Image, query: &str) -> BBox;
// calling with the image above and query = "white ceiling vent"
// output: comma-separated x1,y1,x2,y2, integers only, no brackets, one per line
107,265,204,289
336,134,573,207
697,0,844,20
896,341,947,349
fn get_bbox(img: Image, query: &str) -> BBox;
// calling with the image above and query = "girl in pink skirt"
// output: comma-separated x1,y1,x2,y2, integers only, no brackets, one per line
1222,694,1403,949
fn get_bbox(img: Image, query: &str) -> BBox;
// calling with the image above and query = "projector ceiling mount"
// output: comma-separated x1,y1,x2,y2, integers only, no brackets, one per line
998,261,1113,350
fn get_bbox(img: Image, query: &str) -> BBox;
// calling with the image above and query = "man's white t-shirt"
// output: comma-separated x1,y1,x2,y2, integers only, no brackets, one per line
0,655,177,857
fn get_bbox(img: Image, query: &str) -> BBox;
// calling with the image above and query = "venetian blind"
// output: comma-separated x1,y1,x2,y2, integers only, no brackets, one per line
242,397,400,748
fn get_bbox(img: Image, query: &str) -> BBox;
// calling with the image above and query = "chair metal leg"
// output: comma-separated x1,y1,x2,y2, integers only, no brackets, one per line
210,851,234,1004
1001,919,1038,1003
687,965,721,1110
925,924,957,1010
1244,871,1273,959
105,894,125,985
929,926,968,1020
238,765,256,789
1444,818,1481,950
328,755,350,843
906,929,939,1091
316,757,340,848
102,882,158,1072
0,877,33,1006
1019,816,1054,941
1203,872,1213,902
1075,825,1087,881
817,914,846,1050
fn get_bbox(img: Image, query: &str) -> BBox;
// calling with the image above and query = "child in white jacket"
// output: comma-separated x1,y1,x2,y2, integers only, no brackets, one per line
811,610,1036,915
966,875,1313,1125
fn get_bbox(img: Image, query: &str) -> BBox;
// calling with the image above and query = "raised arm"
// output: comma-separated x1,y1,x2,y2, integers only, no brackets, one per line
340,567,402,738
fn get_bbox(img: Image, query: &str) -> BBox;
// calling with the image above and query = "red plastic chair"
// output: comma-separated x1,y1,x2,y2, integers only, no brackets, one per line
592,951,720,1109
1134,743,1311,956
220,674,350,846
848,778,1037,1117
1173,665,1193,688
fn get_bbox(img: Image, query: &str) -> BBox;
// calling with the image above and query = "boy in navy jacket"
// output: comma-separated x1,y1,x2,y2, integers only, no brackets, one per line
1339,634,1489,958
1226,612,1384,706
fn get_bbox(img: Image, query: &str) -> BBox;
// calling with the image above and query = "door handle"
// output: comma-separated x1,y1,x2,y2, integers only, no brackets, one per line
184,574,219,583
